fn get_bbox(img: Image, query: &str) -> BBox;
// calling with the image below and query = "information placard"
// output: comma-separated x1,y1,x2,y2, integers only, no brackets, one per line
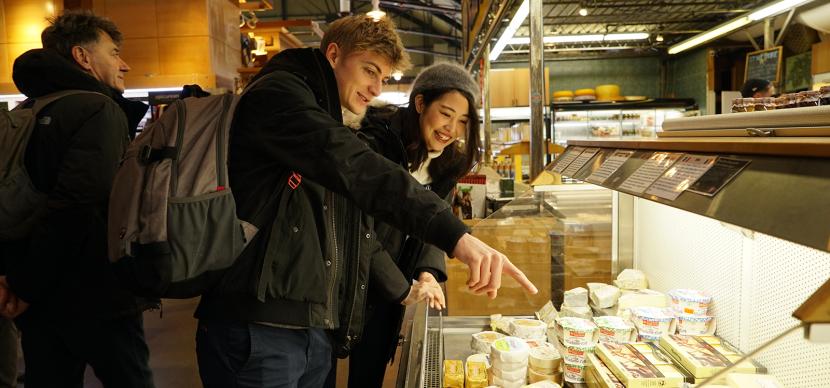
618,152,683,194
745,47,782,84
645,154,717,201
687,157,751,196
585,150,635,184
561,147,600,177
551,146,585,173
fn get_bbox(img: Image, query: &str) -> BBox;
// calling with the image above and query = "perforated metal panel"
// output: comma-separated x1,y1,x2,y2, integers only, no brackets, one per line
633,199,830,387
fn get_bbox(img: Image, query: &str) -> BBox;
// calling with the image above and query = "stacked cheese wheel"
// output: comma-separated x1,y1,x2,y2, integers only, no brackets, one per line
490,337,530,388
526,341,562,385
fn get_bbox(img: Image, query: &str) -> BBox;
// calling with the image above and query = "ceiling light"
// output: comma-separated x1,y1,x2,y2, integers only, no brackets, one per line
489,0,530,61
578,7,588,16
656,34,664,42
507,32,648,45
668,17,750,54
749,0,811,20
668,0,813,55
392,70,403,81
367,0,386,21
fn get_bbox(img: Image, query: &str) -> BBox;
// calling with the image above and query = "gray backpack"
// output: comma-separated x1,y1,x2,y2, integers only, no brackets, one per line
108,77,292,299
0,91,93,240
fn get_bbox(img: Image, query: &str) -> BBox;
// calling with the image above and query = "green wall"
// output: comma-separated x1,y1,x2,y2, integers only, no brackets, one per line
666,48,709,114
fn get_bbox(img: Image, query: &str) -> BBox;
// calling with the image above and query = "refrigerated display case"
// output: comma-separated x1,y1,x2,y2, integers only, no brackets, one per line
395,133,830,387
551,99,695,146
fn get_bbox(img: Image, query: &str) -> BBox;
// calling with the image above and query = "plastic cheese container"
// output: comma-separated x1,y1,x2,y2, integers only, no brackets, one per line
555,317,599,346
594,316,636,344
563,362,587,384
556,341,596,366
668,289,713,315
676,313,715,335
629,307,677,337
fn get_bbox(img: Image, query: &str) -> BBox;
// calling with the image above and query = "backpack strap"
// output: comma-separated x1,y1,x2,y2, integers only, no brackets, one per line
26,90,108,117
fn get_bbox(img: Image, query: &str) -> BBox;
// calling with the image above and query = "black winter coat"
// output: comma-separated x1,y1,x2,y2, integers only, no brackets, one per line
194,48,468,353
1,49,150,322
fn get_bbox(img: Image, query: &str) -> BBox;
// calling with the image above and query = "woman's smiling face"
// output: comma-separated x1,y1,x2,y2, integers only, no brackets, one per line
416,90,470,153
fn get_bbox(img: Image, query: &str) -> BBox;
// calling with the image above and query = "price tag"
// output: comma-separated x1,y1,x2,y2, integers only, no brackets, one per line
585,150,635,184
646,154,717,201
551,146,585,173
561,147,600,177
618,152,683,194
687,157,751,197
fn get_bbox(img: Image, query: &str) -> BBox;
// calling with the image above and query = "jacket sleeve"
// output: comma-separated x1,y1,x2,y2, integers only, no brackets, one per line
411,188,455,282
235,73,468,254
7,99,127,304
367,235,411,303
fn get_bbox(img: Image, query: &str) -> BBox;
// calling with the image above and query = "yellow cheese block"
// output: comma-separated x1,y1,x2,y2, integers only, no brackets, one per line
466,361,489,388
443,360,464,388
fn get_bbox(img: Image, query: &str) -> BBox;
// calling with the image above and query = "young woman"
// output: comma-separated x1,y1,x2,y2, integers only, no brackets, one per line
347,62,482,387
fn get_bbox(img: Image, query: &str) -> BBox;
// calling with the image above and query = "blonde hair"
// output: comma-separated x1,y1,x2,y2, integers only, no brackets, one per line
320,14,411,72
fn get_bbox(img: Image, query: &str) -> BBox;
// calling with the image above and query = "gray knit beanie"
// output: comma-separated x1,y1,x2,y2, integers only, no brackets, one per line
409,62,481,108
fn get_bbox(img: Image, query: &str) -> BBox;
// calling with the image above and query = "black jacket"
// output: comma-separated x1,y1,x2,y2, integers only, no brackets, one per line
1,49,150,322
194,49,468,349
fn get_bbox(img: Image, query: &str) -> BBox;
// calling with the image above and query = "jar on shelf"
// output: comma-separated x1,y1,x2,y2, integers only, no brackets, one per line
774,96,788,110
820,86,830,106
730,98,746,113
744,98,756,112
798,91,820,107
755,97,776,111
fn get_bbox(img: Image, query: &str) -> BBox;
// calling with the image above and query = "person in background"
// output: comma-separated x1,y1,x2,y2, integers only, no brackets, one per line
741,78,774,98
0,10,153,388
340,62,483,387
194,14,535,388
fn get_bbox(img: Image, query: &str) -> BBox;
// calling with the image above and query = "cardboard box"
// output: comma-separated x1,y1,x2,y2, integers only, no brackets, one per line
585,353,625,388
595,342,693,388
659,335,766,379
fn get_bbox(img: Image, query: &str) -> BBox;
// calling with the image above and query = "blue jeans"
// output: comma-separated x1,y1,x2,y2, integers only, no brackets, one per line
196,321,331,388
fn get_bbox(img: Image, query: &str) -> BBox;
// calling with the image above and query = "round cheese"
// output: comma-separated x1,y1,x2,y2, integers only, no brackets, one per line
528,343,561,372
491,357,527,372
527,367,562,385
491,364,527,381
491,374,526,388
491,336,530,363
593,316,635,344
574,88,596,97
630,307,676,337
553,90,574,98
555,317,598,346
595,84,621,101
510,319,547,340
563,362,586,384
471,331,506,354
668,289,712,315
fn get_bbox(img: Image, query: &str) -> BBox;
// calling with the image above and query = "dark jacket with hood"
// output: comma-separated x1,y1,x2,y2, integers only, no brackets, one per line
194,48,468,354
1,48,150,322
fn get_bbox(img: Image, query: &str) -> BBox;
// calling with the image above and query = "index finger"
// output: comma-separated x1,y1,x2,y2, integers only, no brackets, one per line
504,260,538,294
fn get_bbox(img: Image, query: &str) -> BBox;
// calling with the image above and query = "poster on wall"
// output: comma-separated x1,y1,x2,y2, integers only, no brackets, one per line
784,51,812,92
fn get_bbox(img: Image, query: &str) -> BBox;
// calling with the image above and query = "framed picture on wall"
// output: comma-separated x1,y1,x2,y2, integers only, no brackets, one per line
745,47,783,84
784,51,812,92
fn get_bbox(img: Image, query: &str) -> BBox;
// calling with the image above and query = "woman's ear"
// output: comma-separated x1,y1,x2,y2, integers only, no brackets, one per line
414,94,425,114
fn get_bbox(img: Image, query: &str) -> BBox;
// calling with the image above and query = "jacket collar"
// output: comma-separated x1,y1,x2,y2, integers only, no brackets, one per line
13,48,114,98
257,48,342,123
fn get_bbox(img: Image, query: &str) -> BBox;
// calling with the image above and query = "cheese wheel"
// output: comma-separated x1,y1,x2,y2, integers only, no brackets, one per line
574,88,596,96
491,365,527,381
471,331,505,354
510,319,547,340
522,381,562,388
552,90,574,98
527,367,562,384
595,84,621,101
491,374,526,388
491,357,527,372
529,343,561,371
490,336,530,363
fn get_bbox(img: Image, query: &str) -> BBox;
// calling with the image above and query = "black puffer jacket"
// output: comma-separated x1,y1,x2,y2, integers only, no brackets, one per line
194,48,468,353
1,49,150,322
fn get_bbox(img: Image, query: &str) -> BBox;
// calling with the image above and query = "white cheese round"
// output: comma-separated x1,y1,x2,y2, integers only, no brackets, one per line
510,319,548,340
490,336,531,363
528,343,561,372
471,331,506,354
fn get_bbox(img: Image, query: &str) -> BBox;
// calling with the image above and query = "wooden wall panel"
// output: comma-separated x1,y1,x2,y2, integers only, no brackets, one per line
120,38,160,84
156,0,208,37
102,0,157,39
813,40,830,75
158,36,211,75
0,44,10,84
5,1,52,44
0,5,7,44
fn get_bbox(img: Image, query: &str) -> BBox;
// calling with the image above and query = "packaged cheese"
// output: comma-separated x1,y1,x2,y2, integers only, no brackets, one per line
491,336,531,363
595,342,693,388
668,289,713,315
467,354,491,372
676,313,716,335
535,300,559,326
491,374,526,388
563,362,587,384
588,283,621,309
491,364,527,381
522,380,561,388
726,373,783,387
490,314,514,333
466,360,489,388
556,341,596,366
614,269,648,290
510,319,548,340
471,331,506,354
443,360,464,388
585,353,624,388
528,343,561,372
563,287,589,307
491,357,527,372
527,367,562,384
555,317,599,346
559,305,593,320
594,316,636,344
659,335,766,379
630,307,677,337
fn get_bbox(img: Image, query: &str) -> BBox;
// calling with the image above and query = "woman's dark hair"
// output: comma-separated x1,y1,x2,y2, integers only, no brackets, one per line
400,87,481,183
41,10,123,63
741,78,772,98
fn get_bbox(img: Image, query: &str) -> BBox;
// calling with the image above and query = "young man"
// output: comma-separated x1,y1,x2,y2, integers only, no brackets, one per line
194,14,536,388
0,10,153,388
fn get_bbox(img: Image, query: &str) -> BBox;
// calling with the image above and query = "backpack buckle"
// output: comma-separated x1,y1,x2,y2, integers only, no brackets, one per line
287,171,302,190
138,145,152,164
